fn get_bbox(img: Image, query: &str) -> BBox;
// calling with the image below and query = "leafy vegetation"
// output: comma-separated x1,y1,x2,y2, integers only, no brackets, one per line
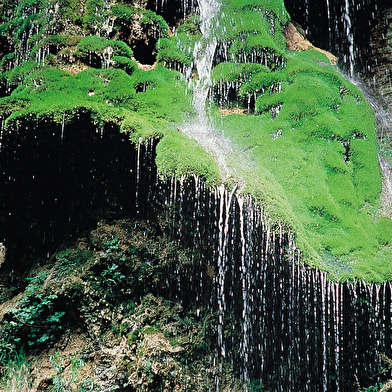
0,271,66,362
1,0,391,390
49,351,99,392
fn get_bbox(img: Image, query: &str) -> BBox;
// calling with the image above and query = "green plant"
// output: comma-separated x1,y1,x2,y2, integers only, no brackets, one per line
0,351,31,392
77,378,96,392
7,291,65,347
362,383,383,391
55,248,93,278
75,36,134,69
101,263,126,285
247,379,270,391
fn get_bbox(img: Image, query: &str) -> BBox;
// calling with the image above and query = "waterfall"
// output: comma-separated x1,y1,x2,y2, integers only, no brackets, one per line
180,0,257,183
192,0,220,119
343,0,354,78
2,111,392,390
155,173,391,391
284,0,385,75
3,1,392,390
180,0,238,181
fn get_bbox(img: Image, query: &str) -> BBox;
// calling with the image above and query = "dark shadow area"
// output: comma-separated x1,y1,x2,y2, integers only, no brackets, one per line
131,39,157,65
147,0,198,27
0,113,158,270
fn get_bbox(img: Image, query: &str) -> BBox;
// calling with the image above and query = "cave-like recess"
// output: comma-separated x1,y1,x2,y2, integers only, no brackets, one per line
0,114,159,269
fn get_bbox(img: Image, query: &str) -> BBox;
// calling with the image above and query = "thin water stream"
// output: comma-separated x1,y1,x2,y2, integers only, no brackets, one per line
2,2,392,390
180,0,244,182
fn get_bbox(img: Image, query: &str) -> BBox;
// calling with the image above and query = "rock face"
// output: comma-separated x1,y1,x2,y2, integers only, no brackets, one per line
370,8,392,110
0,243,5,268
284,22,337,65
284,0,387,75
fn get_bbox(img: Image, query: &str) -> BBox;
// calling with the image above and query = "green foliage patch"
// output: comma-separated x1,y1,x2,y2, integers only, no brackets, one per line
212,49,391,281
0,352,31,391
0,274,66,364
75,35,134,68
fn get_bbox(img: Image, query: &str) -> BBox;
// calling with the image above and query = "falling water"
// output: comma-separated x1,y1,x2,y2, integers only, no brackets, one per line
284,0,385,76
192,0,220,117
180,0,240,180
155,172,392,391
325,0,331,48
343,0,354,78
2,1,392,390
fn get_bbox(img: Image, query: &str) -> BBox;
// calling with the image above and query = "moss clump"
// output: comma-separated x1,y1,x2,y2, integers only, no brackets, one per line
110,4,169,37
75,36,134,68
156,37,193,72
212,48,391,281
214,0,288,63
156,129,221,186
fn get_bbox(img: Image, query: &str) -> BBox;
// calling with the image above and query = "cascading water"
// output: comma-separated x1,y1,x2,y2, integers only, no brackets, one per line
343,0,354,78
2,107,392,390
180,0,238,181
155,172,392,391
167,1,392,389
192,0,219,118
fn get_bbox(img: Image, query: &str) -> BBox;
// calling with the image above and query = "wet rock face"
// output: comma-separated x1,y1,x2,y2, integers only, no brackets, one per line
283,22,337,65
370,8,392,108
284,0,389,74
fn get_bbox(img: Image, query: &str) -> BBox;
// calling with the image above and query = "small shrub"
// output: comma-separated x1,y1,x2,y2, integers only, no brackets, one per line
7,292,65,347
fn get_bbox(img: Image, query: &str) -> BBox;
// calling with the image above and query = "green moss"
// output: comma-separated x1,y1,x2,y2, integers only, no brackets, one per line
211,46,386,280
155,129,220,186
156,36,195,70
176,15,201,35
39,34,82,49
215,0,288,56
212,63,270,84
223,0,290,23
75,36,134,68
111,4,169,37
376,217,392,245
83,0,104,28
2,61,38,89
112,56,137,75
121,111,161,142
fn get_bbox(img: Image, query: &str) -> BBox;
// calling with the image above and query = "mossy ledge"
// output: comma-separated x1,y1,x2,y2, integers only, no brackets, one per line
0,0,391,285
